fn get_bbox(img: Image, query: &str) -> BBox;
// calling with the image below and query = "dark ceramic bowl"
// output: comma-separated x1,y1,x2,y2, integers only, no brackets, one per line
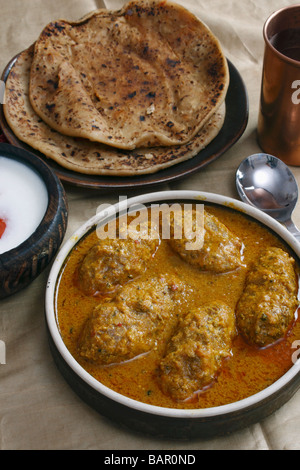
45,190,300,439
0,144,68,299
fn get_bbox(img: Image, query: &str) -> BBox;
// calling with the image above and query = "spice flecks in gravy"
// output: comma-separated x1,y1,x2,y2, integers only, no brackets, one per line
55,204,300,409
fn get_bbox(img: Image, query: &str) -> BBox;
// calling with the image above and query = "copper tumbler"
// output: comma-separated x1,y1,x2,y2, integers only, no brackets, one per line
257,5,300,166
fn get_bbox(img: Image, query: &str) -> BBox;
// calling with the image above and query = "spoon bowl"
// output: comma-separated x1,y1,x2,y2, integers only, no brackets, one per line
236,153,300,240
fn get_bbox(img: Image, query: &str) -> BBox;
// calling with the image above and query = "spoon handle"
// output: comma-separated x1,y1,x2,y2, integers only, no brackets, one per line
283,219,300,242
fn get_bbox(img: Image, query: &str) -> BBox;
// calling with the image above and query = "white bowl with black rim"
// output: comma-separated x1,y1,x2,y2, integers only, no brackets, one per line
45,190,300,439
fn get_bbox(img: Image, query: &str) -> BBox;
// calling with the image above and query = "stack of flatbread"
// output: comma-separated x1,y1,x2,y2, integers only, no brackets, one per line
3,0,229,176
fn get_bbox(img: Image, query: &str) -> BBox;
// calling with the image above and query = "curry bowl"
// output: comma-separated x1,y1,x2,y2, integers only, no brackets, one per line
0,143,68,299
45,190,300,439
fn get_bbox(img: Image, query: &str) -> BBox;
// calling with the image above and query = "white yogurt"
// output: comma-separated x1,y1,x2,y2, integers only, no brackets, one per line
0,156,48,254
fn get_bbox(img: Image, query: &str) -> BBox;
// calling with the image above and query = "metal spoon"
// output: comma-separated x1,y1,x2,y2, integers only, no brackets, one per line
236,153,300,241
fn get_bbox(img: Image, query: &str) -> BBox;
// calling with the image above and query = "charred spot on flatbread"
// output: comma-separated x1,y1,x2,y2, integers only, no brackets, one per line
28,0,229,150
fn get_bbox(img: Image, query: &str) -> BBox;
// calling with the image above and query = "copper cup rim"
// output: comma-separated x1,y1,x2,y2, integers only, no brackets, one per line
263,4,300,67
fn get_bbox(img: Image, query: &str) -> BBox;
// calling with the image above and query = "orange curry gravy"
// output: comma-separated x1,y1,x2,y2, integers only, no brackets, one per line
55,204,300,409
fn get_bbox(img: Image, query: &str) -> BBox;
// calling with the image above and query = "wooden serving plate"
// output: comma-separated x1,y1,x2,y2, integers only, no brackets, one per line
0,55,248,191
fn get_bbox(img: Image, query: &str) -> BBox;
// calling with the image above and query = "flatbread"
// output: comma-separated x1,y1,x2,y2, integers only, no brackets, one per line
4,47,225,176
29,0,229,150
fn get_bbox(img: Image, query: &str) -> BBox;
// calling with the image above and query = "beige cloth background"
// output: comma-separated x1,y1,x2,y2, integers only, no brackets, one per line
0,0,300,450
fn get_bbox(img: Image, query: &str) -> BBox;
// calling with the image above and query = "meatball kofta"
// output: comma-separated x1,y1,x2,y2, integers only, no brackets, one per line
168,208,243,273
77,223,159,296
158,302,236,400
78,274,184,365
236,247,299,347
